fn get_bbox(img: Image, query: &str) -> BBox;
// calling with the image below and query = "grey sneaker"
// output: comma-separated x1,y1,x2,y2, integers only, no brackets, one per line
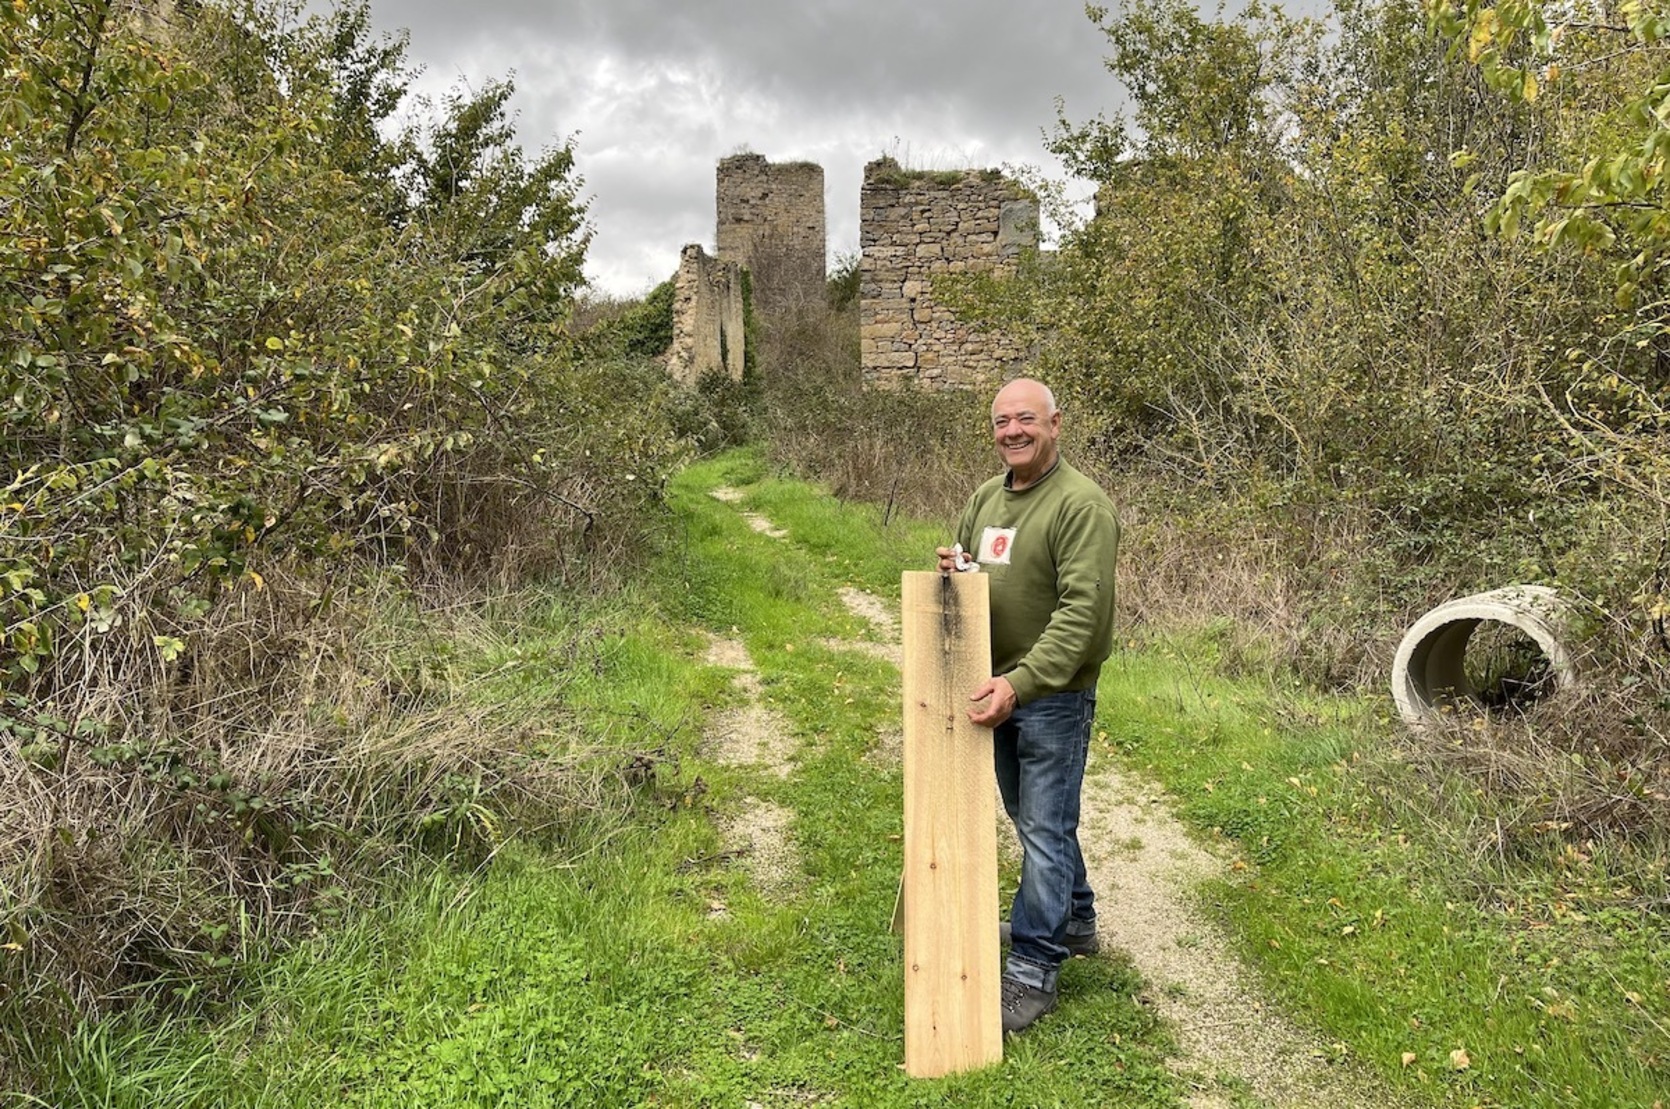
999,974,1057,1034
999,920,1101,957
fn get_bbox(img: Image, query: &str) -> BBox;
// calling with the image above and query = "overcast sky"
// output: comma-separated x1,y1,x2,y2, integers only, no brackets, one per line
324,0,1124,297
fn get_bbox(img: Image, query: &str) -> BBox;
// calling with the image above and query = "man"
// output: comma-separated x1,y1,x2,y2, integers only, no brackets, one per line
935,377,1120,1035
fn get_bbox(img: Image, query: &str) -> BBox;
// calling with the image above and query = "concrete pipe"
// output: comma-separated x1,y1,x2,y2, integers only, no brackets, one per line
1390,585,1578,730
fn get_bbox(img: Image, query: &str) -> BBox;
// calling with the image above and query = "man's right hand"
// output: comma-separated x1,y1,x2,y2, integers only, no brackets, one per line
935,545,959,574
967,676,1016,728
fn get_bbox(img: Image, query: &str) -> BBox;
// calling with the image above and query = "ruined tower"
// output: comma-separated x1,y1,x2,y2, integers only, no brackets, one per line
859,157,1039,389
715,154,826,310
667,244,746,386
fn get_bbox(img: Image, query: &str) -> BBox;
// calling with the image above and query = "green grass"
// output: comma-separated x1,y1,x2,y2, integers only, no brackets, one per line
33,451,1177,1107
34,449,1668,1107
1098,640,1670,1107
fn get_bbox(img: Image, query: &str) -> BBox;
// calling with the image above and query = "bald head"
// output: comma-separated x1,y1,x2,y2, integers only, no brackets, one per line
992,377,1057,421
989,377,1062,489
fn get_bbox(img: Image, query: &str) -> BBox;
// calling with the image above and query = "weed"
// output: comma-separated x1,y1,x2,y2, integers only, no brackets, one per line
863,155,1020,193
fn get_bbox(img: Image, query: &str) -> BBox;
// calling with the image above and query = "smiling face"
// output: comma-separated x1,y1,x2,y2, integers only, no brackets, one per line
990,378,1061,489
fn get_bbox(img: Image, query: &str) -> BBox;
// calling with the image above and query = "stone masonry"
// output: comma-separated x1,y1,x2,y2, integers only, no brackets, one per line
716,154,825,309
859,157,1038,389
668,244,746,386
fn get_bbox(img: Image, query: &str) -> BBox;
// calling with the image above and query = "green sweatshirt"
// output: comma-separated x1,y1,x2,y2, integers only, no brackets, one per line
954,459,1120,706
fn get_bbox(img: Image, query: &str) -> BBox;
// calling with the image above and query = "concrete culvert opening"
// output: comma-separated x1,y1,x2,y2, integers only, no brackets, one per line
1391,586,1578,730
1464,623,1557,711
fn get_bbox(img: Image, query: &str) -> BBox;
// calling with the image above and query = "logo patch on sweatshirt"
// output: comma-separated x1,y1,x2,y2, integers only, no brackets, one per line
978,526,1017,565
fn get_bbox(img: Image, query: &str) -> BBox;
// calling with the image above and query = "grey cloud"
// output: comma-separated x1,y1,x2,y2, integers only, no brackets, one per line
315,0,1122,293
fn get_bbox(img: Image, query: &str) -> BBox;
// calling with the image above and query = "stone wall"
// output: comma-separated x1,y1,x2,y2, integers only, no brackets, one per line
715,154,825,309
667,244,746,386
859,158,1038,390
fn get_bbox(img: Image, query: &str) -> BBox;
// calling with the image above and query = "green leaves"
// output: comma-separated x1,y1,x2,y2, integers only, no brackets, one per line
0,0,670,700
1429,0,1670,525
1433,1,1670,272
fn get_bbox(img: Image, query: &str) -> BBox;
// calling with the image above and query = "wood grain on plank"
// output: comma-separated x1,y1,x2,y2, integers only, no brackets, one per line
900,571,1002,1076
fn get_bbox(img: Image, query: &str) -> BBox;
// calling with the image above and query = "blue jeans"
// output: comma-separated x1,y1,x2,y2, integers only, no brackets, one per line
995,687,1096,990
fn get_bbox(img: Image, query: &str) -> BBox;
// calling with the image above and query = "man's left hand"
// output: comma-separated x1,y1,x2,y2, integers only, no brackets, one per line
968,676,1016,728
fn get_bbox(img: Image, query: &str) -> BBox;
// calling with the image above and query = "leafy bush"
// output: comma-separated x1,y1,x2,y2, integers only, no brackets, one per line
759,293,988,523
945,0,1656,675
669,367,759,454
0,0,685,1061
826,251,861,312
581,279,676,361
846,1,1670,856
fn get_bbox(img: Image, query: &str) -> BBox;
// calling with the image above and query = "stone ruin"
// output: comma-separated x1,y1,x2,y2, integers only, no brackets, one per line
715,154,826,311
666,244,745,387
665,154,828,384
665,152,1038,390
859,157,1038,389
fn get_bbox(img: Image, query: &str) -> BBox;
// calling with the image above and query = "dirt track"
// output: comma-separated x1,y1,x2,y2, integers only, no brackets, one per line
706,487,1395,1107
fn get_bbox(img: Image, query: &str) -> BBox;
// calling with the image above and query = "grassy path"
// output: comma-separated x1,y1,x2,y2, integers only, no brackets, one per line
49,450,1668,1107
697,464,1401,1108
50,453,1170,1106
1072,736,1390,1108
704,466,1398,1106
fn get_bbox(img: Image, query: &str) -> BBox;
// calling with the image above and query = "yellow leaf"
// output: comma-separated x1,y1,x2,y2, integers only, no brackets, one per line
246,570,265,592
1523,71,1539,102
1468,11,1496,63
1450,1047,1471,1071
75,593,90,613
264,336,283,351
1401,1051,1417,1067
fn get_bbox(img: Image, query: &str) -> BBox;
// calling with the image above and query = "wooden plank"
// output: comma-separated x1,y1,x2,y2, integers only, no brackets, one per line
900,570,1002,1076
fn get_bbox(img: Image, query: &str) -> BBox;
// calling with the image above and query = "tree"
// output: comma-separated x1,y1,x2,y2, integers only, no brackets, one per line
1034,0,1310,462
0,0,686,1030
0,0,666,743
1430,0,1670,515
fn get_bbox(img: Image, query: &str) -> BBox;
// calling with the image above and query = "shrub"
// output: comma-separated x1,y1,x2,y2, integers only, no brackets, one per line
0,0,685,1068
580,279,676,362
758,281,989,522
